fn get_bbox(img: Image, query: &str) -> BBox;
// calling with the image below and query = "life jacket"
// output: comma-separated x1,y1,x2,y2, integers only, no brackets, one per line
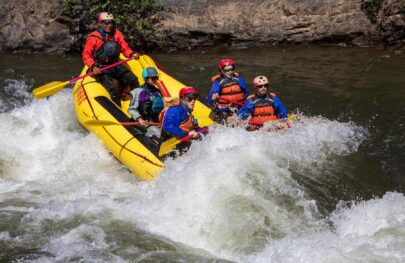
135,86,164,122
159,105,195,133
142,86,164,114
158,99,180,124
89,31,120,65
212,74,245,108
179,112,195,132
249,94,279,124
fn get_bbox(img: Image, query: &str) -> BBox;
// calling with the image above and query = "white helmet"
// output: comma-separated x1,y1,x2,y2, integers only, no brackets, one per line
97,12,114,23
253,75,269,88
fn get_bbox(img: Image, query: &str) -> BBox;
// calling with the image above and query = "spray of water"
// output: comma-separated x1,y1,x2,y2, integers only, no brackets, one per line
1,83,403,262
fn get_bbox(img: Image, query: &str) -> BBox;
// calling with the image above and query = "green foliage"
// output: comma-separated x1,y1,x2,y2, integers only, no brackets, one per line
62,0,163,50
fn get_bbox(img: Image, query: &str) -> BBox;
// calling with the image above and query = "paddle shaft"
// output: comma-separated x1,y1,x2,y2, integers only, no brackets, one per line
83,119,160,126
121,121,160,126
68,57,133,84
180,127,209,142
218,93,277,107
218,97,244,106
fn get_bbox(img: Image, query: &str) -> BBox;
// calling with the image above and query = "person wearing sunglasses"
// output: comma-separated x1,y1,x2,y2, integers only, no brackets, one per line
237,75,288,131
82,12,141,106
161,87,204,150
128,67,164,139
206,58,249,124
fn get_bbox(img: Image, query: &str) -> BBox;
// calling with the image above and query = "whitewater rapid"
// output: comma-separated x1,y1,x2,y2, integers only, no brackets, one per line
1,79,404,262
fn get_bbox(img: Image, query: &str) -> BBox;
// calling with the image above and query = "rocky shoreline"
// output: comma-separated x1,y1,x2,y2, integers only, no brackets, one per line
0,0,403,53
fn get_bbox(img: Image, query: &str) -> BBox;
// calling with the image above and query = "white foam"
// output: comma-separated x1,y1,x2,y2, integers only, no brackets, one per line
4,89,402,263
110,118,368,258
244,192,405,263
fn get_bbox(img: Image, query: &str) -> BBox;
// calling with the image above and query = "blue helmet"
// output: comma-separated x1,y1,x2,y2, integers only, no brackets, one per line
142,67,159,79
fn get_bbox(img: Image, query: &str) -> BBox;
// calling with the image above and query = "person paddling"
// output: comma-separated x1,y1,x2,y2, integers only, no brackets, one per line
237,75,288,131
128,67,164,140
161,86,204,154
82,12,140,106
206,58,249,124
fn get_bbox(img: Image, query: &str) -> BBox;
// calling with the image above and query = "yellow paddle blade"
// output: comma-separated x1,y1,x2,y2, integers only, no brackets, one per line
158,137,181,157
287,113,296,123
32,81,70,99
83,120,119,126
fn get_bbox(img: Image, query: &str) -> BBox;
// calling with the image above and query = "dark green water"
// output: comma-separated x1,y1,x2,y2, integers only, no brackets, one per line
0,45,404,262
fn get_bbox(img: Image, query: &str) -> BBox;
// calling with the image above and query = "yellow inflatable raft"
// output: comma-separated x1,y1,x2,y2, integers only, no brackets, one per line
72,54,213,180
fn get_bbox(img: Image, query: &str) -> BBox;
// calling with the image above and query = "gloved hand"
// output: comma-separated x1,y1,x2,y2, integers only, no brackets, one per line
137,118,147,125
211,93,220,101
132,53,140,60
188,130,199,138
92,66,102,75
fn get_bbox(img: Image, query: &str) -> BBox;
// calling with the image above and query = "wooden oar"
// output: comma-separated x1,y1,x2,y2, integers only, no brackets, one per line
158,127,209,157
83,119,160,126
32,57,133,99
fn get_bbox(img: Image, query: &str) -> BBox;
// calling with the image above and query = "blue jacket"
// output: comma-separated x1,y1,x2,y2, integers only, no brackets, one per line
162,102,200,138
238,94,288,120
206,75,249,107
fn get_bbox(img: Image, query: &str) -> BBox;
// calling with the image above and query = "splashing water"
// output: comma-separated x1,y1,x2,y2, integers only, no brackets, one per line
1,83,404,262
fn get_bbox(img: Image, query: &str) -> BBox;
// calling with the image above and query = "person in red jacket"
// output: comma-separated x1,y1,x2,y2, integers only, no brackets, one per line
82,12,140,106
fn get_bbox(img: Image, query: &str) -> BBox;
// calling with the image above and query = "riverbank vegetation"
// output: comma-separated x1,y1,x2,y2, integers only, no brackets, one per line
62,0,163,50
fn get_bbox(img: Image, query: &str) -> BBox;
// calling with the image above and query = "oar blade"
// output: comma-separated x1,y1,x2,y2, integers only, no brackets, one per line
158,127,208,157
287,113,296,122
32,81,70,99
158,137,180,157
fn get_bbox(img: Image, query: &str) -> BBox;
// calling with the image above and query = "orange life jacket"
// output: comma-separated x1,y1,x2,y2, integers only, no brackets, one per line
159,105,195,132
179,113,195,132
249,94,279,124
158,99,180,124
212,74,245,108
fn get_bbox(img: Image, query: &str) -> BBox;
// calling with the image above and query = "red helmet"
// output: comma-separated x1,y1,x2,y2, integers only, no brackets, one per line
179,86,198,98
219,58,234,69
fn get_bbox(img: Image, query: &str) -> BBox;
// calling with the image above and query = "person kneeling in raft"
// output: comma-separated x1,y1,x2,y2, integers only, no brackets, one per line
237,75,288,131
160,86,206,155
128,67,164,141
206,58,249,124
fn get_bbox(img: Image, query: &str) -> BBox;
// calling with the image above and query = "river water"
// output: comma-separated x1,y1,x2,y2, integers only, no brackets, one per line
0,46,404,262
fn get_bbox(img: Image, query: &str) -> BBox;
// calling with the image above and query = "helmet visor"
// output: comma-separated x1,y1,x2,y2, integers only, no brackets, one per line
183,93,198,101
222,66,235,72
102,20,114,25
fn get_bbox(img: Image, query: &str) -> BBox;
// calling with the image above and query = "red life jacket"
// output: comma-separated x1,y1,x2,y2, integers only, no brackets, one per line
212,74,245,107
249,94,279,124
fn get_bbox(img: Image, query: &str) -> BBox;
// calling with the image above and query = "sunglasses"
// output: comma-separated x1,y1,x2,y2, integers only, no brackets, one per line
184,95,198,102
222,67,234,73
102,20,114,25
147,76,159,81
256,84,269,89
